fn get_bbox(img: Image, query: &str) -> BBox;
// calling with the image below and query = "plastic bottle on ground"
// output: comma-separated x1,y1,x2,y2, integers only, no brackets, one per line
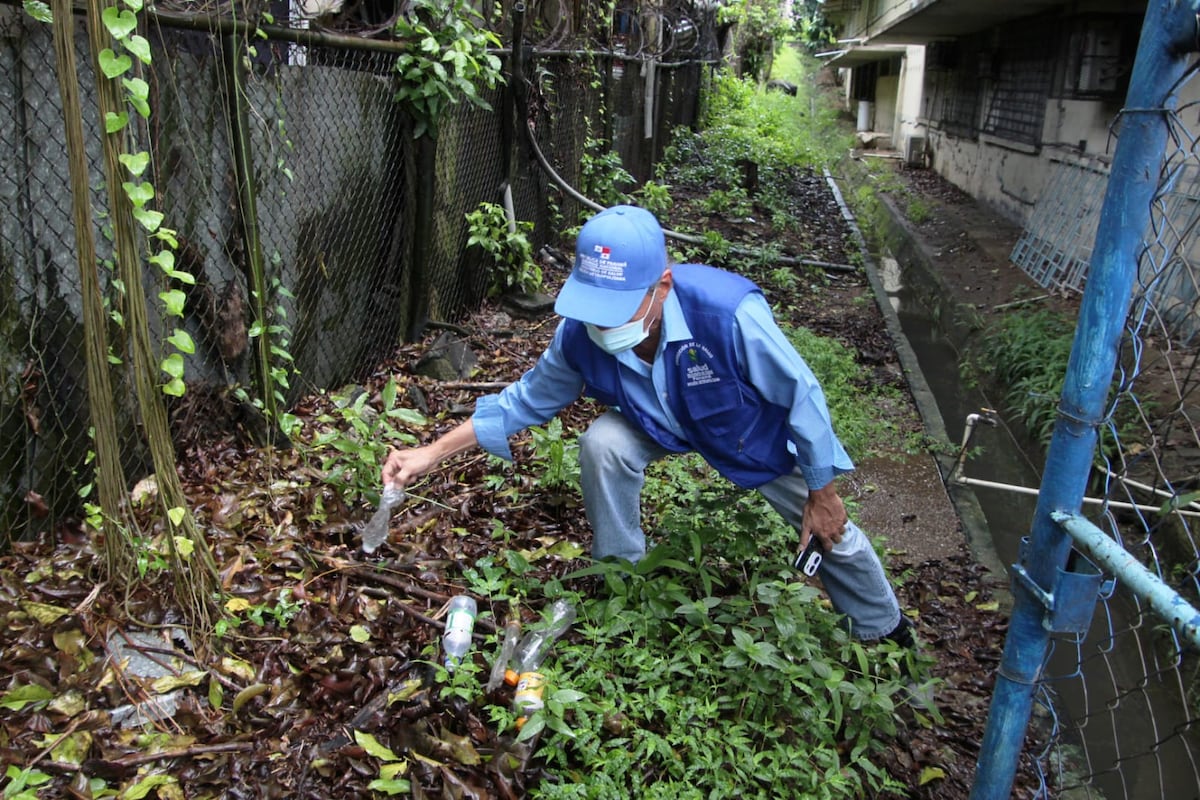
442,595,477,672
510,598,576,674
487,611,521,692
504,598,576,727
361,484,405,554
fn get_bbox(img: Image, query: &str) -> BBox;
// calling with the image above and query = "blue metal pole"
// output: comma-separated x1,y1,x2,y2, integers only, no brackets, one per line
969,3,1200,798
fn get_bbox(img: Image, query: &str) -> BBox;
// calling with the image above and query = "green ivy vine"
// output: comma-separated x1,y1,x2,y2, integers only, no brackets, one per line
91,0,196,396
393,0,504,139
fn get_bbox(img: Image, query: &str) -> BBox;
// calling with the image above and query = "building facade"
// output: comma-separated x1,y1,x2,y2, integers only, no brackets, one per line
821,0,1200,341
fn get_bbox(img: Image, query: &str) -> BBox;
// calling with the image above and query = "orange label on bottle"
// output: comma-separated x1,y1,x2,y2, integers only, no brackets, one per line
513,671,545,715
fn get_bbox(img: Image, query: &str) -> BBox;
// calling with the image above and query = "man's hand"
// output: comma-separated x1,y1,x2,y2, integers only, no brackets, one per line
801,482,849,552
380,419,480,490
382,445,441,489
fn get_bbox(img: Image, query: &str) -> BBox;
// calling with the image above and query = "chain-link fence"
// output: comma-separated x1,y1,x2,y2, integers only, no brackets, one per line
0,0,713,546
1032,102,1200,797
971,8,1200,797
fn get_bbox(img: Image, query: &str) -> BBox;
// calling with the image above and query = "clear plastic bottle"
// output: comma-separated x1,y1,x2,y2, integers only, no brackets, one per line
504,599,576,727
510,599,576,674
486,611,521,693
442,595,477,672
361,484,405,554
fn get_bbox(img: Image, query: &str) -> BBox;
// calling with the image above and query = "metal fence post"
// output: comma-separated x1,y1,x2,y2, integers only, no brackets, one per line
969,2,1200,798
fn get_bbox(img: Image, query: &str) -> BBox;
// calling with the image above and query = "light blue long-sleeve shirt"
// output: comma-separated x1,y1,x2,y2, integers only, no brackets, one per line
471,289,854,489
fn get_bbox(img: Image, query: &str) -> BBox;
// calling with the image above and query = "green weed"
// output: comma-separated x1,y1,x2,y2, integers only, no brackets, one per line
527,417,581,492
309,378,427,505
785,326,907,459
465,201,543,295
215,588,305,638
635,180,674,217
581,135,635,209
906,197,932,224
391,0,502,139
968,306,1144,464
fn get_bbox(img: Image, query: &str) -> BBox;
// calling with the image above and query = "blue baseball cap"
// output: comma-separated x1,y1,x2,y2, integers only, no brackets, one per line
554,205,668,327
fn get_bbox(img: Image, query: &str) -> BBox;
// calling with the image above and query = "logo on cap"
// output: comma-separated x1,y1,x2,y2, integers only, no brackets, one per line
595,245,611,259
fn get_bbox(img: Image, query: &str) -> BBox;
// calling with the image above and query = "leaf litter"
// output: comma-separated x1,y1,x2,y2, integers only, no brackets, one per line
0,170,1046,798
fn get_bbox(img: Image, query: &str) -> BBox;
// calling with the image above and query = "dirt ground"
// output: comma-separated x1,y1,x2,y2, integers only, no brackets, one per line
887,164,1036,311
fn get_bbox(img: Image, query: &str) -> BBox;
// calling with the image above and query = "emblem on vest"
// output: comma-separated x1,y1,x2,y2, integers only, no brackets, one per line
676,342,721,387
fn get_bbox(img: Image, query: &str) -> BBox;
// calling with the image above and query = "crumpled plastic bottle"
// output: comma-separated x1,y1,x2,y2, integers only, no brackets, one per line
486,610,521,693
361,485,405,554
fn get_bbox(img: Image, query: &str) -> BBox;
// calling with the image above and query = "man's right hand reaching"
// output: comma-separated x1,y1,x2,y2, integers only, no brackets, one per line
380,418,480,490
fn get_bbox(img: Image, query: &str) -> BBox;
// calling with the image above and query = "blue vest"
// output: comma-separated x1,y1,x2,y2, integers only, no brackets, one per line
560,264,796,488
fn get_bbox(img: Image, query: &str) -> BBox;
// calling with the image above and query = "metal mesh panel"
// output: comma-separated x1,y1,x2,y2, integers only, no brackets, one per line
923,61,981,140
0,15,140,543
941,67,981,139
1013,154,1200,346
428,85,509,322
528,51,605,228
244,46,414,393
1011,157,1110,293
982,21,1056,145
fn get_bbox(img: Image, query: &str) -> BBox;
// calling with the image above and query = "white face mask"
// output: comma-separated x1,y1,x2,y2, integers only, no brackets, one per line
586,302,654,354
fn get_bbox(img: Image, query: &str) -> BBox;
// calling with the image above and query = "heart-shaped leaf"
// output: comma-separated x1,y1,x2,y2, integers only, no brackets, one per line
167,329,195,354
122,0,144,12
118,151,150,176
122,180,154,207
159,289,186,317
101,6,137,39
149,250,175,271
125,34,151,64
133,207,163,232
161,352,185,379
129,94,151,119
104,111,129,133
153,227,178,247
98,48,132,79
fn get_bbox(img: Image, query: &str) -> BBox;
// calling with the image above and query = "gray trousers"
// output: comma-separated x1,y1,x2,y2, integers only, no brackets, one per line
578,410,902,639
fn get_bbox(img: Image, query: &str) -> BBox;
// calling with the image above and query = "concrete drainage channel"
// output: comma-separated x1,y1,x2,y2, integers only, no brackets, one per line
825,171,1012,583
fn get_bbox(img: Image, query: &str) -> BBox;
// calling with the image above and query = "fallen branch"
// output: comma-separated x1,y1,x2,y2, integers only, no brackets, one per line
347,564,498,637
108,741,255,768
67,742,257,779
316,556,498,637
425,320,473,337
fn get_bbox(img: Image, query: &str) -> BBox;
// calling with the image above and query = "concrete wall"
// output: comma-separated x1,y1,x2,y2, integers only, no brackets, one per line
924,133,1046,224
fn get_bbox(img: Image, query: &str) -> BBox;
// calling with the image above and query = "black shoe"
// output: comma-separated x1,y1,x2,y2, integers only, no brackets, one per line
883,617,938,712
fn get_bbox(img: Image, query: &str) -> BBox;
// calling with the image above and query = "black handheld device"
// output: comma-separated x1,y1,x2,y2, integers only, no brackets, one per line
793,537,823,577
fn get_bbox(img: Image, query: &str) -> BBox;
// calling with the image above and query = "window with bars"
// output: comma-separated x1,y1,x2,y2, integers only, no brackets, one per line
1054,14,1140,100
924,66,980,139
981,22,1057,146
942,69,981,138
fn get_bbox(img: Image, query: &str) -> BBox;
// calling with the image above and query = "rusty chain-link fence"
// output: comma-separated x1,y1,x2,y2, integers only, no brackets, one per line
0,0,715,545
